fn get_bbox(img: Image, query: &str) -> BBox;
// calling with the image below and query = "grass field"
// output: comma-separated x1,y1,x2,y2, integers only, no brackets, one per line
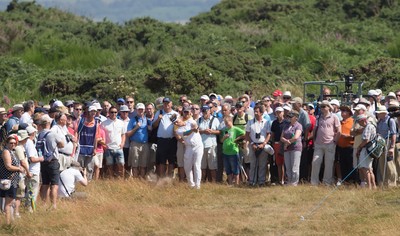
1,179,400,235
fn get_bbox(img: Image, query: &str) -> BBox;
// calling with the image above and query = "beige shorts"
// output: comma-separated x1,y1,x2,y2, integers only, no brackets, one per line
128,141,150,168
201,146,217,170
93,153,104,168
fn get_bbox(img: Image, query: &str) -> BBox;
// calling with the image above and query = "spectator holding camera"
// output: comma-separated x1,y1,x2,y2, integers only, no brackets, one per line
51,112,75,171
152,97,179,178
58,161,88,198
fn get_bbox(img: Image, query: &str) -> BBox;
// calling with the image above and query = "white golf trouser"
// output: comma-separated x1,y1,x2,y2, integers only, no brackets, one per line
184,144,204,188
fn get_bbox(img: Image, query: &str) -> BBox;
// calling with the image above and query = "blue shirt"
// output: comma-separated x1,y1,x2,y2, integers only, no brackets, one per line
127,116,150,143
5,116,19,133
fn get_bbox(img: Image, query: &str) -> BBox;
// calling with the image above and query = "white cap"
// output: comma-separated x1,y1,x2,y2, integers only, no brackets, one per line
93,102,102,110
200,95,209,100
283,91,292,97
119,105,129,112
224,95,233,100
307,103,314,109
88,106,97,112
283,104,292,111
375,106,388,114
387,92,396,99
354,104,367,111
375,89,382,95
52,100,64,108
136,103,145,109
330,99,340,107
275,107,284,112
368,90,379,96
26,125,37,134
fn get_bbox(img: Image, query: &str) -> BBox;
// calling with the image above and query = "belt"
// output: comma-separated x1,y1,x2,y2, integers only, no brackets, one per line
59,151,72,156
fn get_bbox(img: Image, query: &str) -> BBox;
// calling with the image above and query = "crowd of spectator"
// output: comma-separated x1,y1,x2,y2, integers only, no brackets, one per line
0,88,400,224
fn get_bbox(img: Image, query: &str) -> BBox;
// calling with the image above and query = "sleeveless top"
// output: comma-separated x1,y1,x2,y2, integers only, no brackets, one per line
79,122,97,156
0,148,20,188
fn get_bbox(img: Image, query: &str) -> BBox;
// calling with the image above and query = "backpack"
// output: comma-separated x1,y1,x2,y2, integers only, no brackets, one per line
148,110,163,144
233,113,248,126
36,131,52,161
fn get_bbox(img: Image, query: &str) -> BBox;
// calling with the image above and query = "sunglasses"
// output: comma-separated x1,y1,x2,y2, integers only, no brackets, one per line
127,101,134,103
320,105,327,108
283,97,291,100
110,111,118,114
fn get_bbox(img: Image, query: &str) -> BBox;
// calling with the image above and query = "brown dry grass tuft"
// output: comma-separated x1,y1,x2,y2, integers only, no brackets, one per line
2,180,400,235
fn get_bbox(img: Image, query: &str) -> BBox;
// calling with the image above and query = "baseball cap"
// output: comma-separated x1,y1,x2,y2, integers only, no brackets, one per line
354,104,367,111
119,105,129,112
272,89,282,97
290,97,303,104
88,106,97,112
163,97,171,103
136,103,145,109
200,95,209,101
117,98,125,104
275,107,284,112
26,125,37,134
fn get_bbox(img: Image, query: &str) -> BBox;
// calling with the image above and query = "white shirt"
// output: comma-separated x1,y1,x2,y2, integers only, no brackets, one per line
24,139,40,175
153,110,179,138
58,168,84,197
51,124,74,155
121,118,130,148
198,116,220,148
245,118,271,143
20,112,33,125
176,119,203,148
101,118,126,149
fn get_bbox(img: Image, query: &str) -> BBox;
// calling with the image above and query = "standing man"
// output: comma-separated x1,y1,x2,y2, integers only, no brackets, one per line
198,105,220,182
20,100,35,125
76,106,99,180
126,103,151,179
51,112,75,171
152,98,179,178
126,96,137,119
375,106,397,186
5,104,23,133
38,115,64,210
245,105,271,186
311,100,341,185
101,106,127,179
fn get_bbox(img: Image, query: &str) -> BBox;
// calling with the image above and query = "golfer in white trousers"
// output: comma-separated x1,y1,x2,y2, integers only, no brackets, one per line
176,108,204,189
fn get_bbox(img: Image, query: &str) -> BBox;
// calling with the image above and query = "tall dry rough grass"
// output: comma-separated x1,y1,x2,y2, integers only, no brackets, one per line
1,179,400,235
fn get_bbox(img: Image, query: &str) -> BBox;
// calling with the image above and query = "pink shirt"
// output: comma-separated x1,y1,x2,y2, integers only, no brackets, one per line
314,113,340,145
95,127,106,154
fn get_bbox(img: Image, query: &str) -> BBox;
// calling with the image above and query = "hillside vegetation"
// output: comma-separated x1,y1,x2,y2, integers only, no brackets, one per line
0,0,400,104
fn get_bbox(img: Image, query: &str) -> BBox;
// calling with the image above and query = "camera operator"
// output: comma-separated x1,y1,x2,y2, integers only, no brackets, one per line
58,161,88,199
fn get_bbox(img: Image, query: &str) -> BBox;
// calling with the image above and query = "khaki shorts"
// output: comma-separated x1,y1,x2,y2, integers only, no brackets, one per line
128,141,150,168
201,146,218,170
